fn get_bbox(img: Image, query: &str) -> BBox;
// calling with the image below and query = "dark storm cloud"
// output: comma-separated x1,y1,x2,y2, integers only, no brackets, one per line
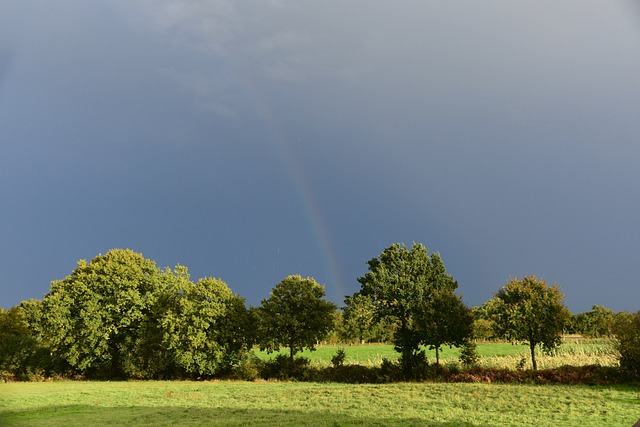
1,0,639,312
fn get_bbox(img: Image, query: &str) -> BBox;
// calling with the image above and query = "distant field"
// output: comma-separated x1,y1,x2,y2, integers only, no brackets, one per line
1,380,638,427
256,341,619,369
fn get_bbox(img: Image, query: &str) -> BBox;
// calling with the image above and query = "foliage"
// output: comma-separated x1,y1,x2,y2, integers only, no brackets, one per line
472,303,497,341
574,305,616,338
0,305,51,380
331,349,347,367
357,242,470,376
37,249,162,379
416,288,474,365
258,275,337,362
489,276,571,370
260,354,311,380
613,311,640,381
357,242,430,367
229,351,262,381
139,267,249,378
28,249,248,380
341,293,376,343
459,340,480,367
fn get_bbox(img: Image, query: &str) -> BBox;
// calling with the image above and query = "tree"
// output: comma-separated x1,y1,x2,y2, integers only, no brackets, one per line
613,311,640,380
342,293,377,344
357,242,462,375
489,276,571,371
0,305,50,379
145,267,249,378
471,304,497,341
38,249,162,378
258,275,336,362
574,305,615,338
416,289,473,366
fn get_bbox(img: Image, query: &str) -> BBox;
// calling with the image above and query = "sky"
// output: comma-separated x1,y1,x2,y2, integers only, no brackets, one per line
1,1,639,313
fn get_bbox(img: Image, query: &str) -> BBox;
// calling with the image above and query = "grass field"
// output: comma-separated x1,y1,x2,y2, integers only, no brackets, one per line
256,341,619,370
1,380,638,426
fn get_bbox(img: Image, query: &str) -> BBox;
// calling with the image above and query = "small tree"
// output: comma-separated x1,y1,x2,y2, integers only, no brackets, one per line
416,289,473,366
490,276,570,371
258,275,336,362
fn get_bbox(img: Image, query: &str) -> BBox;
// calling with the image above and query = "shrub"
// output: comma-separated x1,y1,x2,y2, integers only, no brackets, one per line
613,312,640,381
331,349,347,368
231,352,262,381
260,355,310,380
459,341,479,367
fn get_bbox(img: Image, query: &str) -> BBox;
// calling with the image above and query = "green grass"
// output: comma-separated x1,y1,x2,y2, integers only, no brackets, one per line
256,341,618,369
1,381,638,426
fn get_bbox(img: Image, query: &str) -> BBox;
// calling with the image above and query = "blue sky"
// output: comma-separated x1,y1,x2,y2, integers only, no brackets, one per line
1,1,639,313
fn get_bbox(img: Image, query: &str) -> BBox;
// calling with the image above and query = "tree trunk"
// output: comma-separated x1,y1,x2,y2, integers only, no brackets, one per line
530,341,537,371
435,346,440,366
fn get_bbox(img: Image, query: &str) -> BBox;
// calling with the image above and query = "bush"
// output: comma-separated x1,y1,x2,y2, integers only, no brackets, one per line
378,358,402,382
613,312,640,381
459,341,479,367
231,352,262,381
260,355,310,380
331,349,347,367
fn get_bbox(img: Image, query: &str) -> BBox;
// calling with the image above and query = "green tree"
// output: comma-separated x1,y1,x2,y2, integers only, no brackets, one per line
342,293,377,344
133,266,250,379
147,267,248,378
574,305,616,338
38,249,163,378
490,276,571,371
416,289,473,365
357,243,461,375
0,305,50,379
258,275,336,362
613,311,640,380
471,304,496,341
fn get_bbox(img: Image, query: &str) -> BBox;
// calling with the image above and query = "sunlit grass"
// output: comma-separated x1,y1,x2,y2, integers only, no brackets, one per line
255,340,619,369
1,380,638,427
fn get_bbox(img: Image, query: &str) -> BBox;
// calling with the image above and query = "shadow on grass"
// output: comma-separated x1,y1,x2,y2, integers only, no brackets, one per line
0,405,478,427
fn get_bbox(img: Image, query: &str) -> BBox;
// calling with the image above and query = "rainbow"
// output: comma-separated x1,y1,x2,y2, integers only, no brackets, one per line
252,96,348,304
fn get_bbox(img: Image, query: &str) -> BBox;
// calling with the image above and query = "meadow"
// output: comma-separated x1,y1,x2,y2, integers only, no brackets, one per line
256,340,619,370
1,380,638,427
1,341,633,426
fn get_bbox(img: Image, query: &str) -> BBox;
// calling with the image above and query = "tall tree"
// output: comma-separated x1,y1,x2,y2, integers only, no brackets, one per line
357,243,429,372
490,276,571,371
258,275,336,362
357,242,463,375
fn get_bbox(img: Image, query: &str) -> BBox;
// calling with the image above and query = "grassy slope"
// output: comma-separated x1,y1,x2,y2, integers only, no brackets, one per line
1,381,638,427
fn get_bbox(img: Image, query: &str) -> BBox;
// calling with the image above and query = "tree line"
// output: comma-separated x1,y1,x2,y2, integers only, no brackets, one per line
1,244,639,382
